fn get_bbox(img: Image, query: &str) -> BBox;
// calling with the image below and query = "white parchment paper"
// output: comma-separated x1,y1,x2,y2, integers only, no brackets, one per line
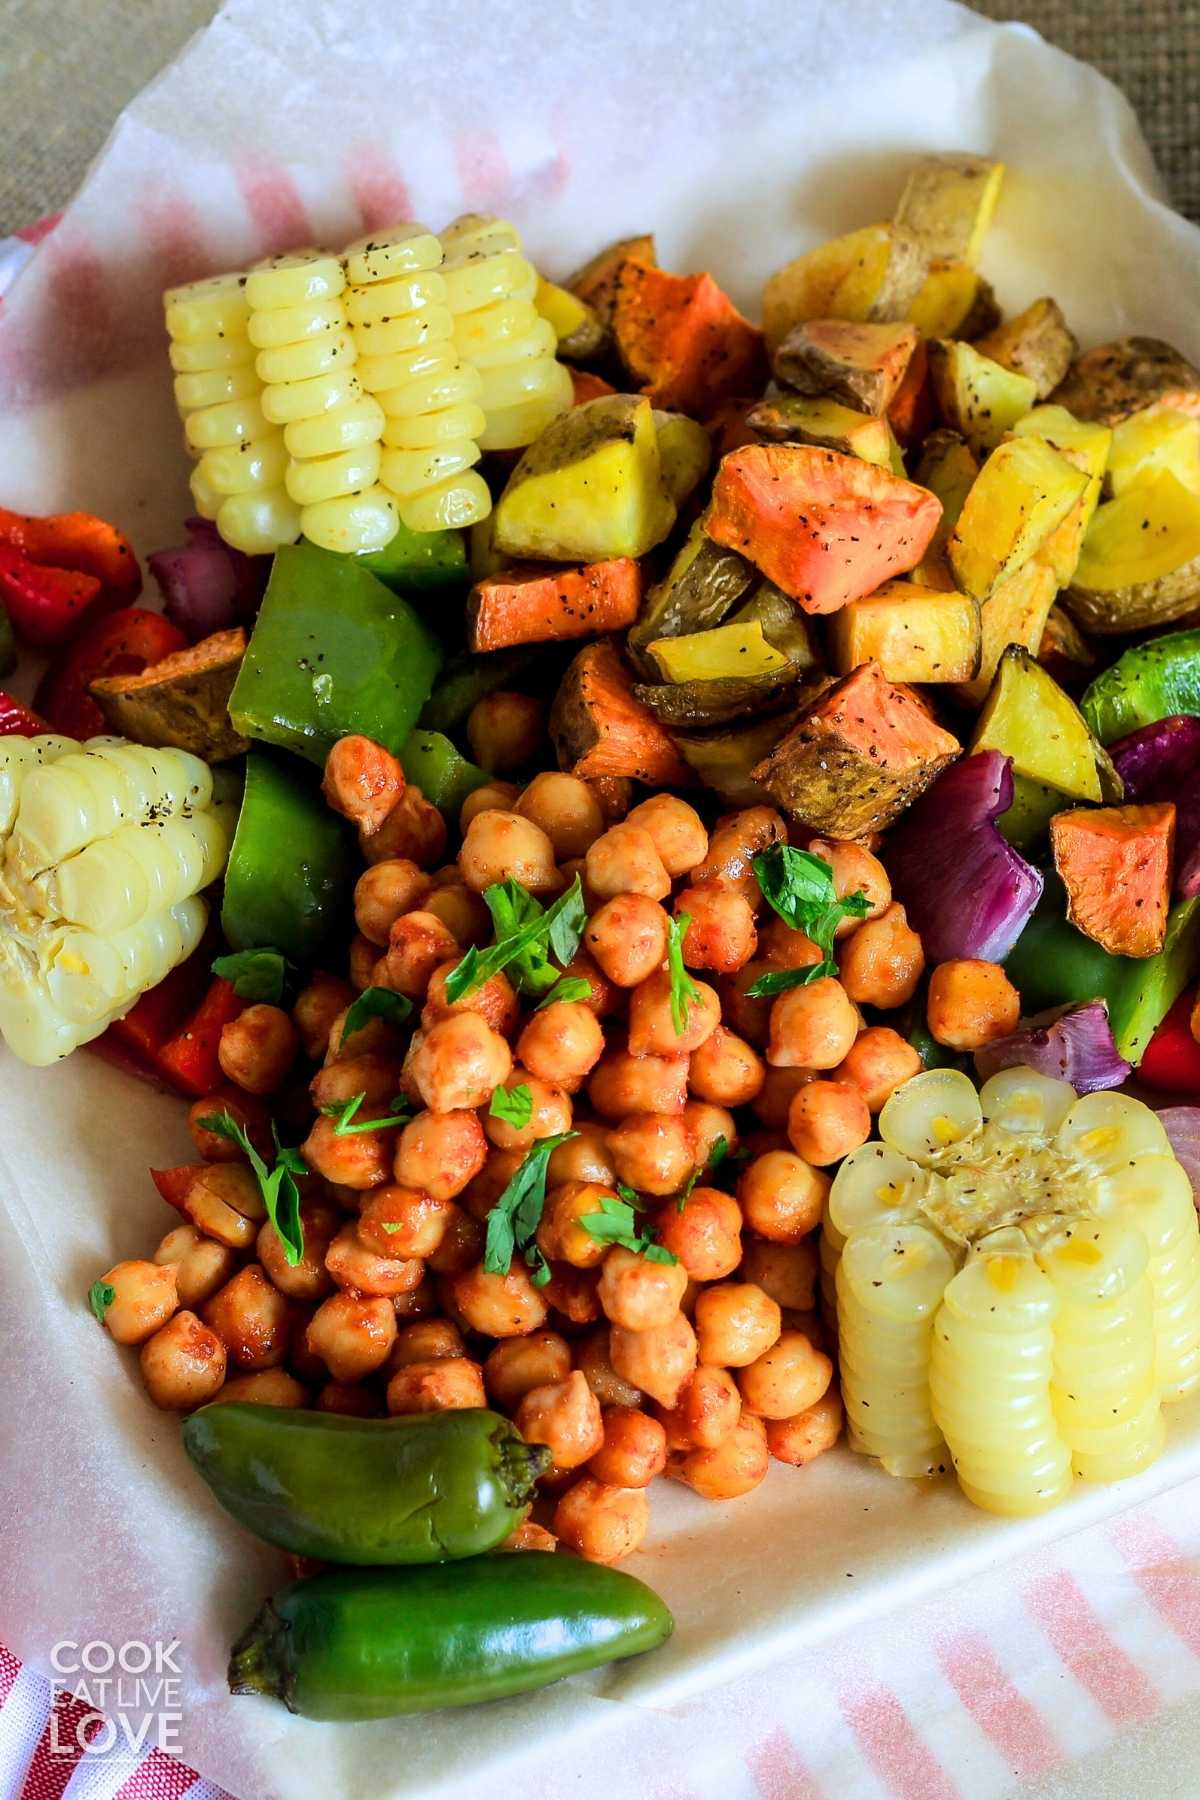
2,5,1200,1797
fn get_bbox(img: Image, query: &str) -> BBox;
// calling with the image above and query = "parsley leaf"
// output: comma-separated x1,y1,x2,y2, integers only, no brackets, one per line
579,1195,678,1265
88,1280,116,1324
484,1130,578,1286
489,1082,533,1129
341,986,413,1041
666,912,702,1036
677,1133,729,1209
211,948,292,1005
320,1091,411,1135
197,1109,307,1265
444,875,584,1004
747,844,871,994
535,976,592,1011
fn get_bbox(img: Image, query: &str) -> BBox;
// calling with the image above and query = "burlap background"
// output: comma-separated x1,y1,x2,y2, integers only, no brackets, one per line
0,1,1196,235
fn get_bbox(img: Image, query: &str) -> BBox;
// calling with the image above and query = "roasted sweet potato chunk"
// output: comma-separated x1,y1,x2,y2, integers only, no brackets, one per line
89,627,248,761
568,234,657,328
1050,802,1175,957
772,319,919,416
751,660,960,835
467,559,644,652
705,444,942,614
550,637,692,785
613,262,767,415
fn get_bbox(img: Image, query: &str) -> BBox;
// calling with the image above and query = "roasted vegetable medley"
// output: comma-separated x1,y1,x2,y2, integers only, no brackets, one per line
4,149,1200,1720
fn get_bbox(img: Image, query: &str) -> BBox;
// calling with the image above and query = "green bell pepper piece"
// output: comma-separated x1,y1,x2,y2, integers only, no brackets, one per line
418,645,541,734
230,543,441,765
1082,628,1200,745
354,520,467,594
401,729,490,817
221,753,352,962
998,773,1070,854
1004,876,1200,1064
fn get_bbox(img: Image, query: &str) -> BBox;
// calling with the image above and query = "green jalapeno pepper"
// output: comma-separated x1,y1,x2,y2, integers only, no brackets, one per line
182,1404,549,1563
228,1556,675,1719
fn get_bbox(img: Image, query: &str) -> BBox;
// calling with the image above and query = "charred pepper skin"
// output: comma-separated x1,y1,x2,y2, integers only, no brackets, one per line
182,1404,549,1564
229,1556,675,1719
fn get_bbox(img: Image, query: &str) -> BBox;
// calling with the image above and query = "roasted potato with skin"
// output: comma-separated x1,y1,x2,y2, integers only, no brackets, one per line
911,429,979,589
893,153,1005,262
654,412,713,506
673,710,798,807
948,435,1088,601
535,277,607,361
746,393,894,466
929,339,1037,455
907,262,1000,340
772,319,920,417
1051,335,1200,425
567,233,657,329
626,518,755,672
1107,407,1200,499
976,299,1078,401
762,223,927,355
827,582,981,684
1065,470,1200,633
1009,404,1111,587
952,558,1059,709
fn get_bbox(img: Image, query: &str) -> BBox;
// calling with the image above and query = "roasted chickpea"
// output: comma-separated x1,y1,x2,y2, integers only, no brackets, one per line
806,837,891,932
516,1369,604,1470
719,962,772,1047
683,1099,736,1168
834,1025,921,1110
627,968,720,1058
394,1109,487,1200
217,1004,299,1096
293,973,357,1061
361,783,447,869
423,883,491,948
654,1187,742,1282
555,948,617,1019
459,779,520,831
838,902,925,1009
140,1311,226,1410
626,794,708,877
324,1224,423,1298
927,959,1020,1050
444,1263,549,1337
543,1264,602,1326
315,1381,381,1417
484,1329,572,1410
694,1282,781,1367
588,1406,667,1487
738,1150,828,1243
302,1113,395,1190
392,1273,439,1322
537,1182,616,1269
765,1390,843,1465
786,1078,871,1166
460,810,558,895
674,884,757,973
422,961,518,1034
758,916,823,972
187,1090,270,1163
409,1012,513,1113
322,734,405,835
214,1369,308,1408
467,690,545,773
553,1477,649,1564
737,1330,833,1420
739,1239,819,1312
597,1244,689,1331
657,1364,741,1450
688,1026,764,1107
425,1206,485,1275
584,893,670,987
669,1413,769,1500
154,1227,237,1309
585,824,671,902
516,1001,605,1093
349,933,378,990
485,1071,573,1151
588,1046,689,1120
766,977,858,1071
256,1203,338,1300
517,772,605,858
358,1186,451,1260
608,1112,695,1196
180,1162,263,1249
752,1065,815,1130
386,1319,466,1373
548,1120,615,1188
609,1311,697,1409
460,1149,525,1222
387,1356,487,1414
310,1052,400,1113
575,1326,643,1406
353,859,432,946
96,1259,177,1345
693,807,785,903
203,1264,291,1370
375,911,460,1000
306,1293,396,1381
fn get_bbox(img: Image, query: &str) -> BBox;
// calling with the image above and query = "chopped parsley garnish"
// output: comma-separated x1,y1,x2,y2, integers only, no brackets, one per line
483,1131,578,1288
746,843,871,996
489,1082,533,1129
211,948,292,1005
677,1133,730,1209
579,1194,677,1264
666,912,702,1035
196,1109,308,1265
444,875,585,1004
320,1091,411,1135
341,986,413,1040
535,975,593,1011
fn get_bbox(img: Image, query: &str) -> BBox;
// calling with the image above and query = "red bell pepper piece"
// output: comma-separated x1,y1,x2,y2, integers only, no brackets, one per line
150,1166,203,1211
0,545,107,649
0,690,49,735
34,605,187,739
154,977,245,1098
0,507,141,604
1138,988,1200,1094
105,947,216,1068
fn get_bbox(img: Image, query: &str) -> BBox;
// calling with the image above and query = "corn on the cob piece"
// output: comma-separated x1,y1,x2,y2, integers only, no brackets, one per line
0,738,232,1066
827,1065,1200,1515
163,273,301,555
246,251,397,554
342,226,491,533
440,213,573,453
